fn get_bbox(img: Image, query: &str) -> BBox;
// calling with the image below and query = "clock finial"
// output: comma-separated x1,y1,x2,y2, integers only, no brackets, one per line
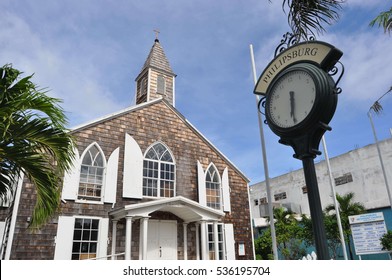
153,29,160,42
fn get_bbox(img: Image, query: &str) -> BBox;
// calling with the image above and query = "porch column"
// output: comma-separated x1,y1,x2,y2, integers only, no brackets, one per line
183,223,188,260
125,216,133,260
200,221,208,260
141,217,149,260
111,220,118,260
195,223,200,260
213,221,219,260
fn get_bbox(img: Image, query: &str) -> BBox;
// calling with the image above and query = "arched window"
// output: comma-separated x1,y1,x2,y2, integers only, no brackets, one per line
143,142,175,198
206,164,221,210
78,144,105,201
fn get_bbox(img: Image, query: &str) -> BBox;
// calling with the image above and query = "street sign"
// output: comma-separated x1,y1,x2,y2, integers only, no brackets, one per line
349,212,389,255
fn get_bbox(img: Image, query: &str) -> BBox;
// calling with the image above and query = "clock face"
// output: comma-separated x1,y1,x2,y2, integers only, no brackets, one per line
267,70,316,128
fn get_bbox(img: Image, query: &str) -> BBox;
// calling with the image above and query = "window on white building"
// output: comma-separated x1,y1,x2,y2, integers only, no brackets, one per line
260,197,267,204
143,142,175,198
334,173,353,186
274,192,287,201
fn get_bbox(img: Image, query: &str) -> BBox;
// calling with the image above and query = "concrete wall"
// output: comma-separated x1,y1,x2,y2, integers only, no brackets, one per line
250,137,392,219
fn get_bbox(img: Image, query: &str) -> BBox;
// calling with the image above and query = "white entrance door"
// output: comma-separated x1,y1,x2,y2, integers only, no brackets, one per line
147,220,177,260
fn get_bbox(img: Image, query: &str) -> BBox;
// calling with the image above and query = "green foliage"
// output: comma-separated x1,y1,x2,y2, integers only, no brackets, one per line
380,230,392,251
281,0,344,40
0,64,76,228
263,207,307,260
300,212,342,259
255,229,274,260
324,192,366,259
369,6,392,34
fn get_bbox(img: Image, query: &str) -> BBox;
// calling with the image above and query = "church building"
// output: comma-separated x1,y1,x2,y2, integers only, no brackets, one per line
0,38,254,260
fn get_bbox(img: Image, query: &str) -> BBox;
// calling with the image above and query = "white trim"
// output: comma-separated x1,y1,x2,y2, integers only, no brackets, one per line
54,216,74,260
70,97,164,132
205,162,222,211
246,182,256,259
77,142,107,203
3,172,24,260
104,147,120,204
147,220,177,260
97,218,109,260
123,134,143,199
224,223,236,260
221,167,231,212
61,147,80,201
54,215,109,260
143,141,176,198
143,141,176,164
172,76,176,107
147,68,151,101
109,195,224,223
197,161,206,207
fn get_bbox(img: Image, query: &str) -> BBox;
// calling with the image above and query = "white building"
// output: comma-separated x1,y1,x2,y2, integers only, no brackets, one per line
250,137,392,229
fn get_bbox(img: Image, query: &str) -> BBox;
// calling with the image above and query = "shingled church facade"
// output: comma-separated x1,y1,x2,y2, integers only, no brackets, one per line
0,38,254,260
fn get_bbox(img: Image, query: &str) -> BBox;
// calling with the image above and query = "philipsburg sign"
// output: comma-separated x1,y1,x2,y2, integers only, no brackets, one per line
254,41,343,95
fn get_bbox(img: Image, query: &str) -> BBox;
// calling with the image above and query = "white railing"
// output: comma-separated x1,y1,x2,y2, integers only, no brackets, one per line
84,252,125,260
301,251,317,260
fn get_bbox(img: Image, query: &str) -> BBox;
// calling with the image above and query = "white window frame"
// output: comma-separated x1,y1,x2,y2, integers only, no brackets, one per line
142,142,176,198
207,223,225,260
197,162,231,212
205,163,222,210
71,217,100,260
54,215,109,260
77,142,107,203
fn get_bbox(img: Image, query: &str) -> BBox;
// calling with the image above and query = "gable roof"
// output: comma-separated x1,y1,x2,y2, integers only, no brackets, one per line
71,98,250,182
109,195,224,222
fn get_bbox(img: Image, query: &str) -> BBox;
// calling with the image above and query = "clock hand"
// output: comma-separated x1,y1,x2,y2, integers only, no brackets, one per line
289,91,297,123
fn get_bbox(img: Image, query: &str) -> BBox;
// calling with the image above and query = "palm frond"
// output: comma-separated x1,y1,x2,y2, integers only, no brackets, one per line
369,6,392,34
0,64,76,228
370,86,392,115
282,0,344,41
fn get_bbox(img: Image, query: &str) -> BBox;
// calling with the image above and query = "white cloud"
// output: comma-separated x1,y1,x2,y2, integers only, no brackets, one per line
0,10,124,126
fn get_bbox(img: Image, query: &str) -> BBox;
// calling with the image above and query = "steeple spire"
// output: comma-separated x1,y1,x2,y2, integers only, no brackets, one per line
135,35,177,106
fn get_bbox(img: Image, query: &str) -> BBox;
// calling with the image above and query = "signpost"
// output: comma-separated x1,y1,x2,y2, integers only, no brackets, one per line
349,212,390,258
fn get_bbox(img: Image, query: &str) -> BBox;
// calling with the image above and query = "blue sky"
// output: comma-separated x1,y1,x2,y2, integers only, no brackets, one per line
1,0,391,184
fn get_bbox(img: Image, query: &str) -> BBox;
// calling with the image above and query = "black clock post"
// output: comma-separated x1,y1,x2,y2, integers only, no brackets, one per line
254,35,344,260
279,123,334,260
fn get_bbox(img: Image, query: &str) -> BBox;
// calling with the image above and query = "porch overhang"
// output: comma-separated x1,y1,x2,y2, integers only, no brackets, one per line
109,196,225,222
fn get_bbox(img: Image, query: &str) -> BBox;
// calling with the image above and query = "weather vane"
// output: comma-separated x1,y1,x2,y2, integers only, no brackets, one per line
153,29,160,41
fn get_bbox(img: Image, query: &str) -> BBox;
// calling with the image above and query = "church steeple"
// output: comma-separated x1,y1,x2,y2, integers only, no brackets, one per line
135,34,176,106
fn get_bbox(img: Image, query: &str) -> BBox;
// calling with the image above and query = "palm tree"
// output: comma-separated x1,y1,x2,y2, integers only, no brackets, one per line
325,192,366,259
0,64,75,228
267,207,306,259
276,1,391,41
280,0,344,41
370,6,392,35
